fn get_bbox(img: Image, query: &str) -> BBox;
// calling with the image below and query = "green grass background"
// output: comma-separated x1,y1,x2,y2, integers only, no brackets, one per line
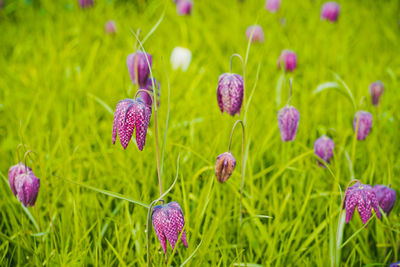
1,0,400,265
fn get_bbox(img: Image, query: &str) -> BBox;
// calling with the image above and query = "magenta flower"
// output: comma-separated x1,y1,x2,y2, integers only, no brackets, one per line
112,99,151,151
345,182,381,225
373,185,396,217
8,162,32,196
246,25,264,43
321,2,340,22
137,78,160,107
105,20,117,34
314,136,335,167
176,0,193,15
277,105,300,141
14,172,40,207
353,111,372,141
215,152,236,183
152,201,188,253
369,81,384,106
390,262,400,267
265,0,281,13
217,73,244,116
78,0,93,8
278,49,297,72
127,52,152,87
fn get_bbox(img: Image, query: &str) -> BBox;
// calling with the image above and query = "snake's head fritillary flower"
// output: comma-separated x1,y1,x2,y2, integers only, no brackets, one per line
137,78,161,107
345,182,381,225
127,52,152,87
390,262,400,267
176,0,193,15
314,136,335,167
215,152,236,183
246,25,264,43
8,162,32,196
152,201,188,254
105,20,117,34
353,111,372,141
369,81,384,106
265,0,281,13
14,172,40,207
170,47,192,72
78,0,93,8
112,99,152,151
278,49,297,72
321,2,340,22
277,105,300,142
373,185,396,217
217,73,244,116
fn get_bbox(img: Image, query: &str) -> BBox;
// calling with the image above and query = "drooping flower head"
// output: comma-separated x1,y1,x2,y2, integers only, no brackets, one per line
277,105,300,141
152,201,188,253
215,152,236,183
265,0,281,13
14,172,40,207
246,25,264,43
78,0,93,8
217,73,244,116
8,162,32,196
369,81,384,106
127,52,152,87
344,182,381,225
112,99,151,151
314,135,335,167
105,20,117,34
176,0,193,15
353,111,372,141
170,47,192,72
390,262,400,267
137,78,161,107
373,185,396,217
278,49,297,72
321,2,340,22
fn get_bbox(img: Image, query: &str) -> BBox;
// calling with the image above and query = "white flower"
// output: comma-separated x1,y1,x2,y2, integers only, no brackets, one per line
170,47,191,72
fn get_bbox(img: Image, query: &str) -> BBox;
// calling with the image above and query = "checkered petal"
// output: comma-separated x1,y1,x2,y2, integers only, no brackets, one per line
112,99,133,146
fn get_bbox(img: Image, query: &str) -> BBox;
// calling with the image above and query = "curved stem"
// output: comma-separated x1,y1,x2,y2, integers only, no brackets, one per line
134,89,154,102
229,54,244,74
287,78,293,106
227,120,244,152
335,179,361,267
24,150,37,173
16,144,28,162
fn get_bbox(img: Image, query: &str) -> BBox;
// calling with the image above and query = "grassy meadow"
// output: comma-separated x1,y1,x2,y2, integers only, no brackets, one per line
1,0,400,266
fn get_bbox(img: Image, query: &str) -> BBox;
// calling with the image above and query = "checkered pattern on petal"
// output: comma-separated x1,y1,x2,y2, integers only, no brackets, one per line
125,101,151,151
112,99,133,146
152,205,168,253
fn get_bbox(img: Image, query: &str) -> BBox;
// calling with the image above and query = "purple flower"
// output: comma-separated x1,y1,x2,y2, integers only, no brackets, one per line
152,201,188,253
390,262,400,267
127,52,152,87
277,105,300,142
112,99,151,151
353,111,372,141
14,172,40,207
278,50,297,72
137,78,160,107
8,162,32,196
78,0,93,8
373,185,396,217
369,81,384,106
246,25,264,43
345,182,381,225
217,73,244,116
176,0,193,15
105,20,117,34
265,0,281,13
321,2,340,22
314,136,335,167
215,152,236,183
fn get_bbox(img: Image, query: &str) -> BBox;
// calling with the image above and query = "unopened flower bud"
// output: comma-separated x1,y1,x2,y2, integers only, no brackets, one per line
217,73,244,116
126,52,152,87
14,172,40,207
321,2,340,22
314,136,335,167
278,49,297,72
277,105,300,141
215,152,236,183
353,111,372,140
265,0,281,13
369,81,384,106
105,20,117,34
170,47,192,72
246,25,264,43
